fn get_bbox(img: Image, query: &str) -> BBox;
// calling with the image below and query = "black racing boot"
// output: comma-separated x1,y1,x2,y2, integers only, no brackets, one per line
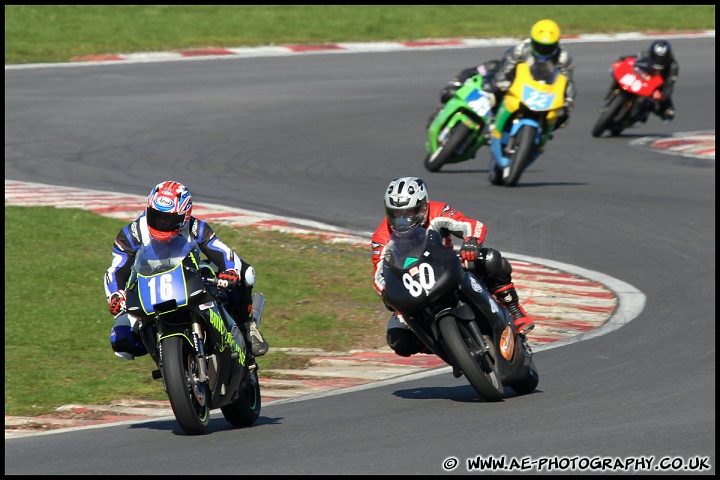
661,107,675,122
494,284,534,335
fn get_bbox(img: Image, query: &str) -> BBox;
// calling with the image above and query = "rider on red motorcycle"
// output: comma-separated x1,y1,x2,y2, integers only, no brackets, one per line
613,39,678,122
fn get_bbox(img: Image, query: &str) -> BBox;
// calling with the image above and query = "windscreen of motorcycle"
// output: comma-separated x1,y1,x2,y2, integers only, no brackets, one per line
134,234,200,276
385,227,430,269
383,227,464,312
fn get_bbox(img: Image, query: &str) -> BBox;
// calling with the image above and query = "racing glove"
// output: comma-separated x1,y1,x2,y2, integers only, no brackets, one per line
108,290,127,316
218,268,241,289
460,237,482,268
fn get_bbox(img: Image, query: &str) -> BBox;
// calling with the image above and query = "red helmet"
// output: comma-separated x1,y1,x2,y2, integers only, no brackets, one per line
146,181,192,242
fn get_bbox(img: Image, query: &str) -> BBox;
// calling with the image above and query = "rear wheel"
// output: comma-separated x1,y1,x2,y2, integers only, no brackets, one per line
221,367,262,427
592,93,626,138
424,122,473,172
162,336,210,435
439,316,503,402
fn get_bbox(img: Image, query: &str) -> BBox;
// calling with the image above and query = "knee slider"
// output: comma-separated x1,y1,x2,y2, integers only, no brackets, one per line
481,248,512,290
386,328,423,357
110,315,147,357
242,264,256,287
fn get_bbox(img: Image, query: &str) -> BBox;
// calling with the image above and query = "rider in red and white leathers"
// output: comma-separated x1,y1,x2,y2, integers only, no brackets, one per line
371,177,533,357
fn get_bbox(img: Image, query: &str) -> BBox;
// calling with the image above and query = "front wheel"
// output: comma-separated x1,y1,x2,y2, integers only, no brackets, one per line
424,122,473,172
504,125,535,187
162,336,210,435
439,316,503,402
592,93,626,138
221,367,262,427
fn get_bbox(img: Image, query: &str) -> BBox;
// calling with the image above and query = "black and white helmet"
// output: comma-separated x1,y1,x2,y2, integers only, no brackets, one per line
384,177,429,232
649,39,672,72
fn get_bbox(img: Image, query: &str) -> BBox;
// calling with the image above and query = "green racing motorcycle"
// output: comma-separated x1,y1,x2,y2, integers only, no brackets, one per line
424,72,495,173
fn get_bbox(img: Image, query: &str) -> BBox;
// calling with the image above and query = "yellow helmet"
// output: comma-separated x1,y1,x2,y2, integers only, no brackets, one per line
530,19,561,59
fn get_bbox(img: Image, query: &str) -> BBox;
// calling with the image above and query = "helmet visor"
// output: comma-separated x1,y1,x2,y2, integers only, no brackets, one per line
147,208,185,233
531,40,558,58
650,55,668,71
386,204,427,232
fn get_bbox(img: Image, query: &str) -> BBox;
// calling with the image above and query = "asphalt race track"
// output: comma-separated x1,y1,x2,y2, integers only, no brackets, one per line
4,34,715,475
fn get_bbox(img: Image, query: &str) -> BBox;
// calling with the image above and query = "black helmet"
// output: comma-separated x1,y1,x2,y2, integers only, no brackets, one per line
649,40,672,72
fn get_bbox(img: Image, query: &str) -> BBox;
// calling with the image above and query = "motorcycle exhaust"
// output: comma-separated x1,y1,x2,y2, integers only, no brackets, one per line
251,293,265,327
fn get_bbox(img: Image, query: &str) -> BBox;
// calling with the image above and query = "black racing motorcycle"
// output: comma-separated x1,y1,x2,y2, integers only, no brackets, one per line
124,233,263,435
382,227,538,401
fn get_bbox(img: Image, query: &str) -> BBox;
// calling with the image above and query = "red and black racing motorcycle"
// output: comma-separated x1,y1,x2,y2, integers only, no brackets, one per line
592,56,664,138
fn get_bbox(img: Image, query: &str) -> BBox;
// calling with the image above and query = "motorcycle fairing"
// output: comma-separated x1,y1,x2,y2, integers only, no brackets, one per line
207,307,246,365
426,75,490,159
489,61,567,169
137,263,189,315
382,229,464,313
464,87,494,118
612,57,664,97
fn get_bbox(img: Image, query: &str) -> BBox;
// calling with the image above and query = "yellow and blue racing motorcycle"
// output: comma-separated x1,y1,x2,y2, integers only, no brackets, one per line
488,60,568,187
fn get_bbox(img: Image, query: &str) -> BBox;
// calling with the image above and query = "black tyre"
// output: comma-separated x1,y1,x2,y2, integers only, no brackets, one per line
162,336,210,435
221,367,262,427
424,123,473,172
592,93,626,138
439,316,503,402
508,359,539,395
504,125,535,187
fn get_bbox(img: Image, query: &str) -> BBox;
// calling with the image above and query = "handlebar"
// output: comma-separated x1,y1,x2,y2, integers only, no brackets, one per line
203,275,233,290
182,266,230,290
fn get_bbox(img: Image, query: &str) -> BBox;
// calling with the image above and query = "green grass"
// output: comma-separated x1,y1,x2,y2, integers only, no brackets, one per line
5,206,387,416
5,5,715,64
4,5,714,416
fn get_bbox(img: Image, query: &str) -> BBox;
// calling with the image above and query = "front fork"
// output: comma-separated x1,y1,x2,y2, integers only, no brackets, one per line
191,321,208,383
153,320,209,387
